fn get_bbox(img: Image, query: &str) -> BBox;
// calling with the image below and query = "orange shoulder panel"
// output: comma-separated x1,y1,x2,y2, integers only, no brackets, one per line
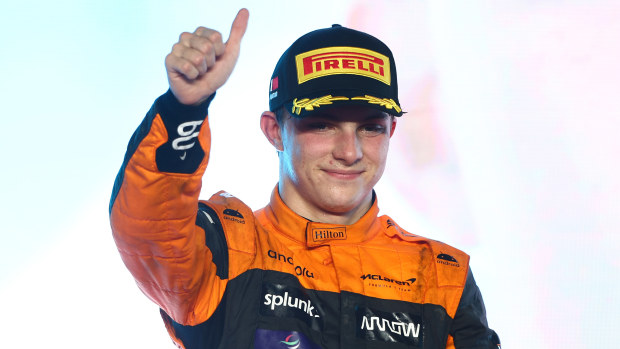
202,191,257,279
111,113,224,325
380,215,470,318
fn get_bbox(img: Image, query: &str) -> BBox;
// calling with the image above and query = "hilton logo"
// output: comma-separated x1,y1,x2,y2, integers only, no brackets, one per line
312,227,347,242
295,46,391,85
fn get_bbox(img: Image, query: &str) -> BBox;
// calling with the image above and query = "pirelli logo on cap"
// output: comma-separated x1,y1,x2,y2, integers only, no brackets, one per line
295,46,391,85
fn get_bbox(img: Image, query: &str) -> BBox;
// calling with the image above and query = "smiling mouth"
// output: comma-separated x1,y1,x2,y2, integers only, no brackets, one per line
323,169,364,179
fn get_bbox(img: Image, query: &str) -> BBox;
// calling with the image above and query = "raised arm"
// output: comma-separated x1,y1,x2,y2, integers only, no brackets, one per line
109,9,248,325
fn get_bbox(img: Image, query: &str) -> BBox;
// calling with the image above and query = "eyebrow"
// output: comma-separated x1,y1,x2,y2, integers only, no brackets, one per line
309,111,389,121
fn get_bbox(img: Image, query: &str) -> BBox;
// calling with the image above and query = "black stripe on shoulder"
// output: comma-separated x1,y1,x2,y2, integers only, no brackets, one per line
450,268,501,347
109,97,160,214
197,202,229,279
160,292,228,349
108,90,214,214
154,90,214,174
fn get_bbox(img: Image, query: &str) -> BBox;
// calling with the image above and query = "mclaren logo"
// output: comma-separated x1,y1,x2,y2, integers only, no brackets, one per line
295,46,391,85
360,274,416,286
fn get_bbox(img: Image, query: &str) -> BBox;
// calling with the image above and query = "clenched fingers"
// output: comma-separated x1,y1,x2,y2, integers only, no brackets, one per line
192,27,225,56
165,51,202,80
167,27,225,79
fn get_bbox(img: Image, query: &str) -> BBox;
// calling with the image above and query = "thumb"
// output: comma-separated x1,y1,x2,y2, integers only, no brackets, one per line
226,8,249,49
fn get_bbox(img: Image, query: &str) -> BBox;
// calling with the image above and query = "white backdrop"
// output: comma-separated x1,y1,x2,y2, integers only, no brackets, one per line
1,0,618,348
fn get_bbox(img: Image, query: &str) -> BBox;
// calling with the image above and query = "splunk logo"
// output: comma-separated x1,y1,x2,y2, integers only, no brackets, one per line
263,292,320,318
356,306,424,347
260,283,323,330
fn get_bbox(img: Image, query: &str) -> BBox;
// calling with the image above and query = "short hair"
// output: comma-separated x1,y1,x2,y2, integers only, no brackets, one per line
274,106,290,127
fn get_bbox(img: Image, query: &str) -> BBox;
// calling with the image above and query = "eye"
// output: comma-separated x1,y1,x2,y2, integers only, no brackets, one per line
302,122,333,132
309,123,328,130
360,123,387,135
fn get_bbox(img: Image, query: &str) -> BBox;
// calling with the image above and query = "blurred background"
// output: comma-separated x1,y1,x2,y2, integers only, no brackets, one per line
1,0,618,347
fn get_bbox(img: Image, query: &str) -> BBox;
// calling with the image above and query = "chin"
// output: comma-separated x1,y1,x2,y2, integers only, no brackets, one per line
319,190,369,214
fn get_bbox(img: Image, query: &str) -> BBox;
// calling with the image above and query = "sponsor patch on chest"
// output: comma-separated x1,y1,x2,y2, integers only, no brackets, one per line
254,329,322,349
310,227,347,243
356,306,424,347
260,283,324,331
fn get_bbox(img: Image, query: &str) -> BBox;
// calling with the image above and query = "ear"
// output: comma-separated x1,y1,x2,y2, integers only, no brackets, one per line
260,111,284,151
389,116,397,137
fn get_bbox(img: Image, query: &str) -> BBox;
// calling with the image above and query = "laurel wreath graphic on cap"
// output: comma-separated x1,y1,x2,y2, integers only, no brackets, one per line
351,95,402,113
291,95,401,115
292,95,350,115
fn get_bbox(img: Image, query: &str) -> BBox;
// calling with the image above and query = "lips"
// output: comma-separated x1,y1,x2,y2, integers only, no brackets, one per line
322,169,364,179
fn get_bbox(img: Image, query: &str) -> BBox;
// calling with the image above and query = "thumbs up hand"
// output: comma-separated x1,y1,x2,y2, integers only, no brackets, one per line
165,8,249,105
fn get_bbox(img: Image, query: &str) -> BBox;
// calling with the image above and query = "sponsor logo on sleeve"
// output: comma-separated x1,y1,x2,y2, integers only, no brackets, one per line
223,208,245,224
295,46,391,85
260,283,323,331
172,120,203,160
356,306,424,347
436,253,459,267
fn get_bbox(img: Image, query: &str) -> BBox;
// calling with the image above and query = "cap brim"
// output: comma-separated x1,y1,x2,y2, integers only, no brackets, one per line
284,92,403,118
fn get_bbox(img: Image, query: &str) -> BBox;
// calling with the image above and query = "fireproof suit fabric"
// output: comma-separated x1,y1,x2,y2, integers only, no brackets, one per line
109,90,500,349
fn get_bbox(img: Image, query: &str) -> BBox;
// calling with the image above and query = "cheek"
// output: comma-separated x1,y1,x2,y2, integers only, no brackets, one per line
281,135,325,179
366,138,390,164
290,134,331,163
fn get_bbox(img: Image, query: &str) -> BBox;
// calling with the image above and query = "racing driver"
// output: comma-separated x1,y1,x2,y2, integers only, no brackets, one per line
109,8,500,349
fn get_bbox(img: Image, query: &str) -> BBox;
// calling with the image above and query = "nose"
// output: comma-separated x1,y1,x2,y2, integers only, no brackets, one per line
332,129,362,165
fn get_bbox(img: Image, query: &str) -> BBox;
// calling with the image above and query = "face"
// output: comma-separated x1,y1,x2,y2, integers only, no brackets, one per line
276,105,396,224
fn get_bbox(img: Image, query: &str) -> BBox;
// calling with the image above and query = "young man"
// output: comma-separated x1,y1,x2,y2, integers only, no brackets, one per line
109,9,500,349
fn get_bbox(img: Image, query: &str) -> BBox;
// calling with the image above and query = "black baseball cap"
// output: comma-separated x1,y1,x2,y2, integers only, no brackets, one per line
268,24,403,118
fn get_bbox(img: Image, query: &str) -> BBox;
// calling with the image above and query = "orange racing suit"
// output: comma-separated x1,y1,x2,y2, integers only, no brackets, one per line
109,90,500,348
